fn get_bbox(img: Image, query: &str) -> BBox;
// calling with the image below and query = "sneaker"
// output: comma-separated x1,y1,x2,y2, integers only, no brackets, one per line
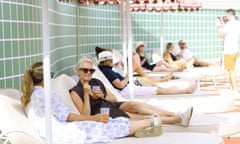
177,106,193,127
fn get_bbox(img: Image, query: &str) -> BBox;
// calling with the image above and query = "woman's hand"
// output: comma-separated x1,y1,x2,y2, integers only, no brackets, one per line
83,83,91,97
93,114,109,123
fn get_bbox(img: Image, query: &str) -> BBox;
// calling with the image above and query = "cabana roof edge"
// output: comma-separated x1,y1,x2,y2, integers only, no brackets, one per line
59,0,202,11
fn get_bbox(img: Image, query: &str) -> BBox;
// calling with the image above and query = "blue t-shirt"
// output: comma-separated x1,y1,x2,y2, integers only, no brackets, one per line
99,65,124,90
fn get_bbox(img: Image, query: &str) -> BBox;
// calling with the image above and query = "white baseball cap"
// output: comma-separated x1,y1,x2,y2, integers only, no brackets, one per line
136,41,145,49
98,51,113,63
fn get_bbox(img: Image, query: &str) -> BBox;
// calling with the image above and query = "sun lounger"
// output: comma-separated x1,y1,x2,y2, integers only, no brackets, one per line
0,89,44,144
111,132,224,144
53,74,240,136
0,89,226,144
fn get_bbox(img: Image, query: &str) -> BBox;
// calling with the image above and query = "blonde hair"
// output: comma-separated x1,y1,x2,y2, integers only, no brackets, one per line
74,57,94,74
21,62,43,108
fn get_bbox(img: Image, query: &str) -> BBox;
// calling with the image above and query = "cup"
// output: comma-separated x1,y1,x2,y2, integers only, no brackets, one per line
92,85,100,100
100,107,110,115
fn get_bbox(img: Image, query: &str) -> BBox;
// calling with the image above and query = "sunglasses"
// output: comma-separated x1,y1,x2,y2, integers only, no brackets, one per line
79,68,95,74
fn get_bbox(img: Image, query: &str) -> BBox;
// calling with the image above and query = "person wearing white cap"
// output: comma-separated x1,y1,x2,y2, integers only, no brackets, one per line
135,41,182,72
98,51,195,97
69,57,194,129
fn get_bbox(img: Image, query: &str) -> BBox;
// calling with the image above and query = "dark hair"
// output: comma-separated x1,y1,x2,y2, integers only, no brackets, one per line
226,8,236,16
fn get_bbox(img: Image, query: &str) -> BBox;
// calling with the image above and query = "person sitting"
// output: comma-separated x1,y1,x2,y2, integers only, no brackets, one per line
135,41,182,72
176,40,215,67
70,57,193,127
96,46,175,85
97,50,195,97
163,42,189,69
21,62,164,141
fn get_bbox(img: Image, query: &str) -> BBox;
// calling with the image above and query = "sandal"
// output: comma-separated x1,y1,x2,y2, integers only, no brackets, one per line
134,114,162,138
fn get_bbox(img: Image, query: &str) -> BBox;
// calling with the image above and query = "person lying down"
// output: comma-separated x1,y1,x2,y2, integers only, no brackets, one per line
96,46,176,86
69,57,193,128
97,50,195,97
21,61,165,143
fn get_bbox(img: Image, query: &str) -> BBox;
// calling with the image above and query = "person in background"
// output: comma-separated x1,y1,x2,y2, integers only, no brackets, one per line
135,41,182,72
163,42,188,69
96,46,175,85
70,57,193,127
176,40,215,67
218,8,240,94
21,62,164,142
98,51,196,97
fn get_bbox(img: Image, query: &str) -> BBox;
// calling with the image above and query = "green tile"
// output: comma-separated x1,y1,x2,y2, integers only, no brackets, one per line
6,78,12,88
3,3,10,20
0,79,5,88
17,5,24,20
11,23,18,39
13,77,20,90
0,42,3,58
12,41,19,56
4,42,12,57
5,60,13,76
13,60,20,75
10,4,17,20
3,22,11,38
0,23,3,39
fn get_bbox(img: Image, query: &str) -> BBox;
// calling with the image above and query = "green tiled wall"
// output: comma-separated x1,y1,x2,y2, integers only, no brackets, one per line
0,1,239,89
77,5,122,58
0,1,79,89
132,10,240,60
0,1,42,89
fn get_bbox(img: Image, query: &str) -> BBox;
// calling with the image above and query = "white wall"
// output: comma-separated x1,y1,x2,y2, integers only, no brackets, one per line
202,0,240,10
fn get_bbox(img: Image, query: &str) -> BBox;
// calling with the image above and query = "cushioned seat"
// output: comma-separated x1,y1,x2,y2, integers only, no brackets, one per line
0,92,44,144
51,74,78,113
112,132,224,144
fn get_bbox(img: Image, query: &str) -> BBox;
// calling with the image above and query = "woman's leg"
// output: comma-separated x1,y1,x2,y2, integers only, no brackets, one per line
120,101,175,116
128,119,152,135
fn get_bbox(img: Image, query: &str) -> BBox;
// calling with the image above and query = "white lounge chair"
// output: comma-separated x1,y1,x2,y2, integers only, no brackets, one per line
57,72,240,137
0,88,226,144
0,89,44,144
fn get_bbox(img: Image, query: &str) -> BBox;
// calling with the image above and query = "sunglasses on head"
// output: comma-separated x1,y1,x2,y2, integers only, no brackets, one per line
79,68,95,74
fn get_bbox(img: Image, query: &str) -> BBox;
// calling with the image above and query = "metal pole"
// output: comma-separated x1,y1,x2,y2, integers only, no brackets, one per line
160,10,164,57
42,0,52,143
120,1,128,75
125,0,134,99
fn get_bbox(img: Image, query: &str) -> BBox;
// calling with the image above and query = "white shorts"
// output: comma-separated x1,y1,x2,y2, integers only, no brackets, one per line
120,84,158,97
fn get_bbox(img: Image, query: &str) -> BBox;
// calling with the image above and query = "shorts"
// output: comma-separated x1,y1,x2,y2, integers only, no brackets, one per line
224,53,238,70
120,84,158,97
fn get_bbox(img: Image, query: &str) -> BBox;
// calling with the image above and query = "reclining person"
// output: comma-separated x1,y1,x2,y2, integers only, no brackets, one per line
135,41,182,72
97,51,195,96
176,40,215,67
69,57,193,128
21,61,165,140
163,42,189,69
96,46,175,86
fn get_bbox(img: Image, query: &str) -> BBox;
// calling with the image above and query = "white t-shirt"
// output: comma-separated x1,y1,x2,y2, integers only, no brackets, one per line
222,20,240,54
176,48,194,60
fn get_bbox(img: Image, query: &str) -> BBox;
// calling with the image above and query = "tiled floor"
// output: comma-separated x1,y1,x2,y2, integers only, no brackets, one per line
200,71,240,144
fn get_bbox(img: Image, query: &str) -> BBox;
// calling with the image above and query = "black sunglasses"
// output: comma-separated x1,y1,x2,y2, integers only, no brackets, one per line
79,68,95,74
